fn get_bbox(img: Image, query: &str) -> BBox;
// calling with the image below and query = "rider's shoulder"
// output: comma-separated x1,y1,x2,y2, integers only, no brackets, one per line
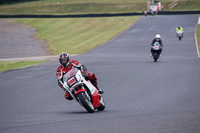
70,59,79,64
70,60,81,66
57,65,63,72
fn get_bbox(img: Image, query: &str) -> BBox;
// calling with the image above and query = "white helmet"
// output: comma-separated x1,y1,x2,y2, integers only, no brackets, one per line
155,34,161,39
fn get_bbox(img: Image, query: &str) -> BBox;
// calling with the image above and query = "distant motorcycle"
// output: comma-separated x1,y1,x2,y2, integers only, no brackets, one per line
150,10,154,16
151,42,162,62
63,68,105,113
177,30,183,40
144,11,147,17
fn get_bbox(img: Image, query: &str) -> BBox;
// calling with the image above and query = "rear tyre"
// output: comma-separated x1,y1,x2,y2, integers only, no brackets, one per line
77,92,94,113
179,36,181,40
153,53,158,62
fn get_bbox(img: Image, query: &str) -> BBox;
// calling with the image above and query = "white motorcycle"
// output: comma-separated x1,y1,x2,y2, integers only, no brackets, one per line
151,42,162,62
177,30,183,40
63,68,105,113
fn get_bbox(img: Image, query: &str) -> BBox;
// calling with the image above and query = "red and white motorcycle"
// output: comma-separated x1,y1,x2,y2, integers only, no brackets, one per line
63,68,105,113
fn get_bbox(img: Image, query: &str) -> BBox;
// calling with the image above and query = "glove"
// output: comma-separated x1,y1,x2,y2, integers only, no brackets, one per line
82,71,88,78
62,71,66,75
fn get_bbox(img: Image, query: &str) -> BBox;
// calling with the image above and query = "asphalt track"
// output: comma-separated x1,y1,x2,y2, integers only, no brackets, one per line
0,15,200,133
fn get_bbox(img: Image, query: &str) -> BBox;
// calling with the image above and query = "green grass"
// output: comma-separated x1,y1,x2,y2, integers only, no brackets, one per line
170,1,200,11
15,17,139,54
0,16,139,72
0,0,200,15
197,24,200,53
0,60,47,72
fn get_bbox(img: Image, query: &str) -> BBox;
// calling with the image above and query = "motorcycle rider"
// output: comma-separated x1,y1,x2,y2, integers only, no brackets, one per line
143,9,147,16
150,9,154,16
56,52,104,100
176,26,184,37
150,34,163,57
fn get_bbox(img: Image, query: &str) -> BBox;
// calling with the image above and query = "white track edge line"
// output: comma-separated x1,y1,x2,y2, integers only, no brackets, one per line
195,22,200,58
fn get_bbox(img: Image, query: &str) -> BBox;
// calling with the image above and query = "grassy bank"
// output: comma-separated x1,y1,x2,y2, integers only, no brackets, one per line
15,17,139,54
0,16,139,72
197,24,200,53
0,60,46,72
171,1,200,11
0,0,200,15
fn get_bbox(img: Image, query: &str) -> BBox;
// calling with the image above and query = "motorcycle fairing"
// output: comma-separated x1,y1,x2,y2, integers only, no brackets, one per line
67,75,78,88
92,89,101,108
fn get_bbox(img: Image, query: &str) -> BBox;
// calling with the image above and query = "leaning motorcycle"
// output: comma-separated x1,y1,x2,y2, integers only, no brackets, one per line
177,30,183,40
63,68,105,113
151,42,162,62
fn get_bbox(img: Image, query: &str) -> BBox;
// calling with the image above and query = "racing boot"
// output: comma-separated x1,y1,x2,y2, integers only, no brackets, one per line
95,85,104,94
87,72,104,94
64,91,73,100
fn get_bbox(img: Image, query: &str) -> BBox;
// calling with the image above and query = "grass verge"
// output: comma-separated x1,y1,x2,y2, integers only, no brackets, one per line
0,0,200,15
172,1,200,11
197,24,200,54
15,17,140,54
0,60,47,72
1,16,139,72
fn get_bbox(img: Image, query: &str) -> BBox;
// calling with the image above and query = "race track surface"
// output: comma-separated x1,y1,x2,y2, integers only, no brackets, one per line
0,15,200,133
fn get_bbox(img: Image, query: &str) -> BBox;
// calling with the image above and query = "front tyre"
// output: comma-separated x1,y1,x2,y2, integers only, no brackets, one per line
77,92,94,113
153,52,158,62
179,36,181,40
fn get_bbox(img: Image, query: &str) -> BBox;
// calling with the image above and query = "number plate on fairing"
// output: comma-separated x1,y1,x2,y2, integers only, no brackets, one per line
153,46,159,50
67,76,78,88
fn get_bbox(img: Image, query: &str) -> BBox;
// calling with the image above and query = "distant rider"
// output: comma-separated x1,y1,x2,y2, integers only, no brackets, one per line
176,26,184,37
143,9,147,16
150,9,154,16
56,52,103,100
150,34,163,56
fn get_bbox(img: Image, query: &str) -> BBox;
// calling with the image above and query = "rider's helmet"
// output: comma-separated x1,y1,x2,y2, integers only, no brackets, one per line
178,26,181,29
59,52,70,67
155,34,161,41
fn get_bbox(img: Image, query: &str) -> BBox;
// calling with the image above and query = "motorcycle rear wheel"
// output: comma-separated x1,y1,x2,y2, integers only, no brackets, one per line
179,36,181,40
77,92,95,113
97,96,105,111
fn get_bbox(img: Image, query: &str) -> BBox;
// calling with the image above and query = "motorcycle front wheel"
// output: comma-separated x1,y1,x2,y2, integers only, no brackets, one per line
153,52,158,62
77,92,95,113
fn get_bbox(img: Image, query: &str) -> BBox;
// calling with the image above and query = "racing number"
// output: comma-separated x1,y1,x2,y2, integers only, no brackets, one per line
68,77,77,86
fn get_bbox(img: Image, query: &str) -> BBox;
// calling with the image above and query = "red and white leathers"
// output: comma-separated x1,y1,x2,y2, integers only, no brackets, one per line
56,60,99,100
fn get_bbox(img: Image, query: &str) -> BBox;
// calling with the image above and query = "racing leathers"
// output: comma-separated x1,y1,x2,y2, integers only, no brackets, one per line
150,38,163,56
176,27,183,32
176,27,184,37
56,60,101,100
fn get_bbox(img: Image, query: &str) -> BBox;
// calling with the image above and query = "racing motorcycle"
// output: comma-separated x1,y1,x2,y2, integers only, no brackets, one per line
144,11,147,17
177,30,183,40
151,42,162,62
63,68,105,113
